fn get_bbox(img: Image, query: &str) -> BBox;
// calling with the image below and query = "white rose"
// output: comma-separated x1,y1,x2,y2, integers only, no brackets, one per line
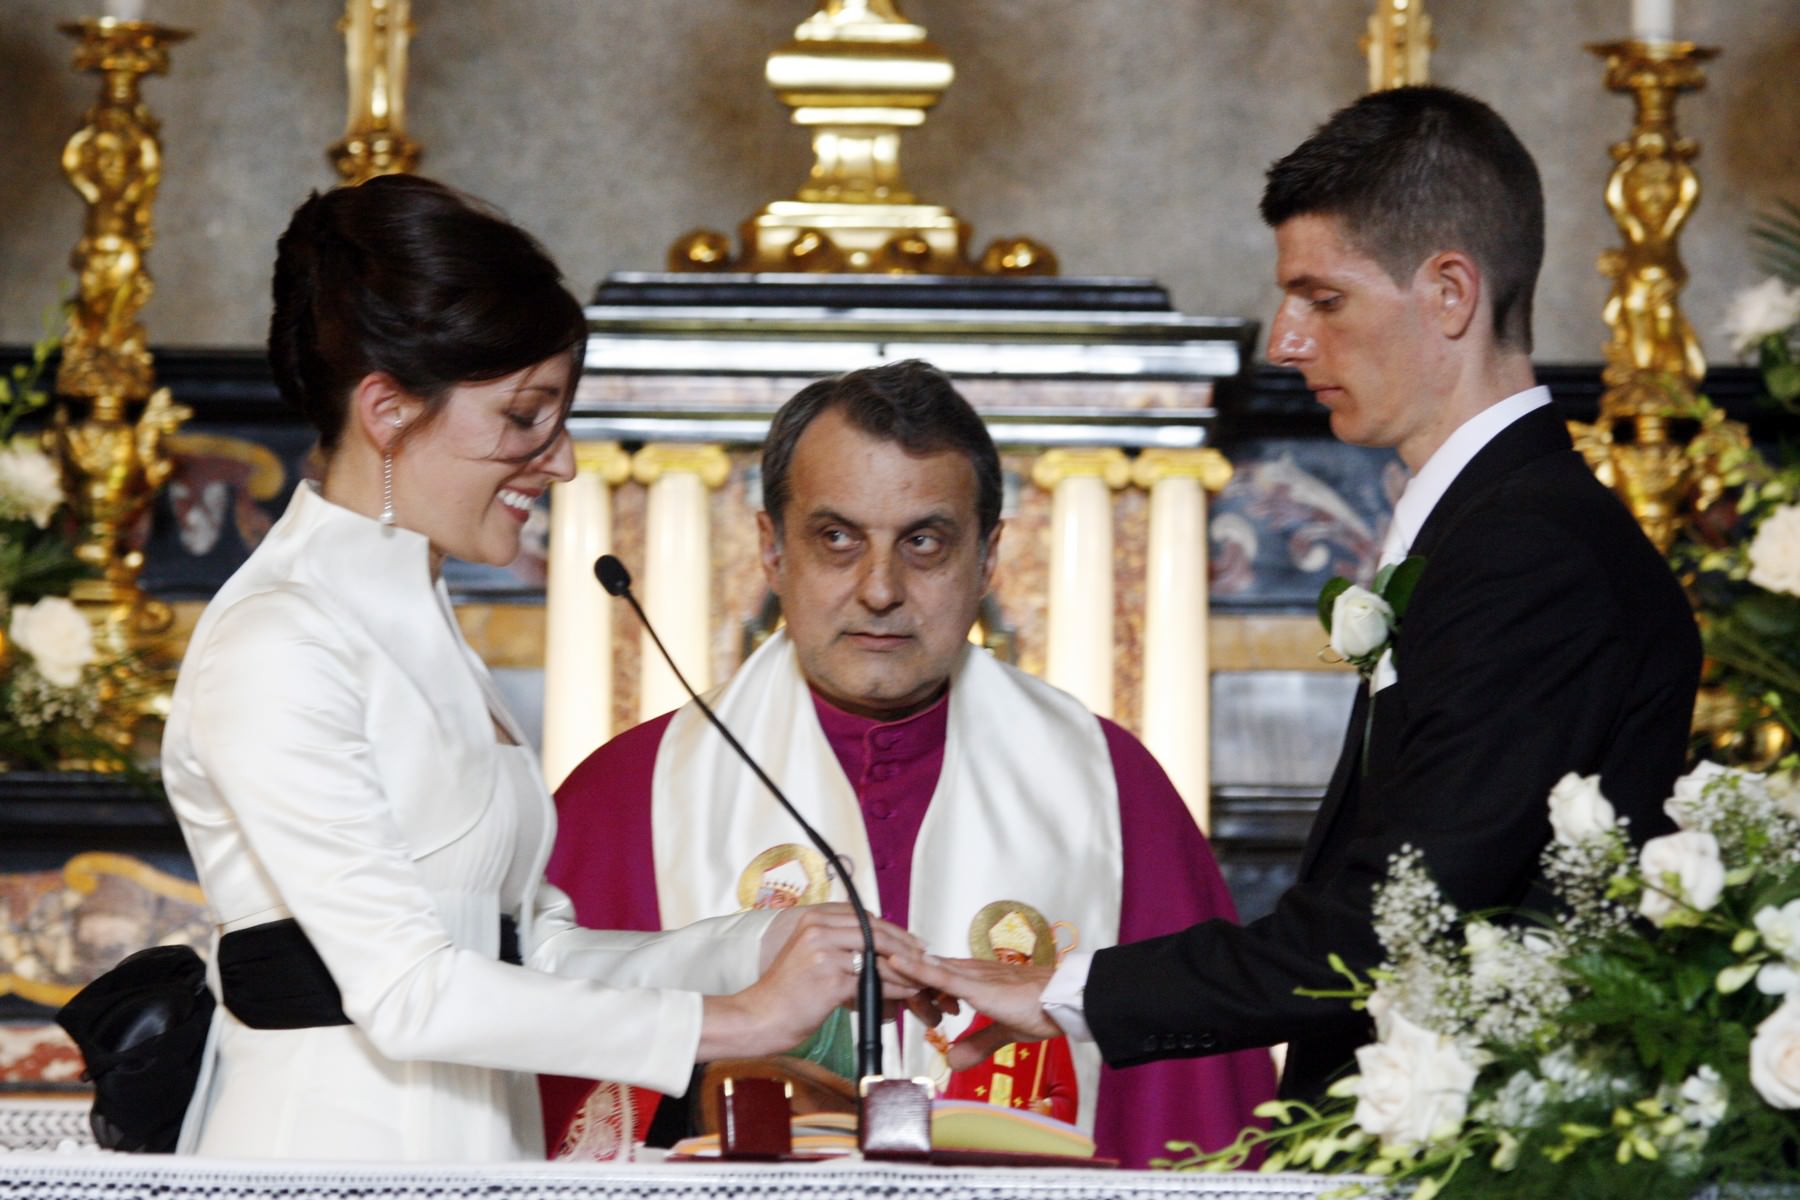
1751,994,1800,1108
1351,1011,1478,1149
9,596,96,688
0,439,63,529
1637,830,1726,927
1667,760,1756,830
1548,772,1616,845
1723,276,1800,357
1758,963,1800,996
1749,504,1800,599
1678,1065,1728,1129
1756,899,1800,959
1330,584,1394,660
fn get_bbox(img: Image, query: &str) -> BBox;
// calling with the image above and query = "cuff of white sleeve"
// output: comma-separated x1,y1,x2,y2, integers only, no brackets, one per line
1040,950,1095,1042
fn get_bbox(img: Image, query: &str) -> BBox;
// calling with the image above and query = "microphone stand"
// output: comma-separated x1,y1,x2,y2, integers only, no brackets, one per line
594,556,884,1082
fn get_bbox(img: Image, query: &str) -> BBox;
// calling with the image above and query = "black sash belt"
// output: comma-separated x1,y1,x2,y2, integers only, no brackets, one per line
218,915,523,1030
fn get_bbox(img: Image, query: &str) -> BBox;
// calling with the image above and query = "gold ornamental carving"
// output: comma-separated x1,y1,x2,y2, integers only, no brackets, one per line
49,17,194,766
330,0,421,185
668,1,1056,277
1130,448,1233,494
1569,38,1721,555
631,443,732,490
1360,0,1433,92
1030,448,1132,492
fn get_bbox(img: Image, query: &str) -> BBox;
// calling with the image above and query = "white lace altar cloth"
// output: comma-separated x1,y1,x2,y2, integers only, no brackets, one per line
0,1098,1380,1199
0,1157,1384,1200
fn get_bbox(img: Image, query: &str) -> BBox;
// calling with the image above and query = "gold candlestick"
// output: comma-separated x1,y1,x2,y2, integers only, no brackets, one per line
1572,38,1719,555
51,16,193,767
1360,0,1434,92
668,0,1055,276
329,0,421,185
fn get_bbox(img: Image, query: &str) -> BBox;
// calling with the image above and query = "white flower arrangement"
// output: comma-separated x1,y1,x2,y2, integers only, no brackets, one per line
1164,763,1800,1200
0,314,126,770
1723,276,1800,359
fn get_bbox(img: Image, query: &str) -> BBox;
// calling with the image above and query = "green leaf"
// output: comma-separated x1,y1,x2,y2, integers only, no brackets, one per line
1768,362,1800,406
1381,555,1428,619
1735,590,1800,637
1318,576,1352,632
1566,952,1664,1013
1672,958,1717,1010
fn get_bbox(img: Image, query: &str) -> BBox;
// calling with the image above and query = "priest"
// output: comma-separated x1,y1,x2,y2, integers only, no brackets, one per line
541,359,1275,1166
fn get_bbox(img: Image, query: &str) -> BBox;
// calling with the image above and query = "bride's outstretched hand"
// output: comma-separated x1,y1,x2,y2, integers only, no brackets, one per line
700,904,926,1060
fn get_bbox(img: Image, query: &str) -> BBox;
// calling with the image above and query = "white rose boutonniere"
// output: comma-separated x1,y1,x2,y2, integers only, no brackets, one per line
1329,585,1392,659
1318,555,1427,684
1637,830,1726,928
9,595,96,688
1350,1011,1479,1150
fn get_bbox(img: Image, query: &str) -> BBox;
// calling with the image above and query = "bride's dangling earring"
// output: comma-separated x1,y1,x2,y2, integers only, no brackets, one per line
379,415,402,526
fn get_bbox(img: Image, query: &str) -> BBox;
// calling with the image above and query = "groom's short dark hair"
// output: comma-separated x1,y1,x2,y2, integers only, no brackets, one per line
1261,85,1545,353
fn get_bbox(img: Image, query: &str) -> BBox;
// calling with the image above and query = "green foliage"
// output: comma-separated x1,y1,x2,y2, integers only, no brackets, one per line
0,303,64,441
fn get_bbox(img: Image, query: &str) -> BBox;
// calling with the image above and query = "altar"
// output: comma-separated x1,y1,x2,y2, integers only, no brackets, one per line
0,1155,1376,1200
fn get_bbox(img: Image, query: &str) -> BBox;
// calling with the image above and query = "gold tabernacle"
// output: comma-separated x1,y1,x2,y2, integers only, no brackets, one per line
668,0,1056,276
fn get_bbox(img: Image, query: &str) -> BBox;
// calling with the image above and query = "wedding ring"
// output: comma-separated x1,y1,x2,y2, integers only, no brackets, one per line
849,950,865,975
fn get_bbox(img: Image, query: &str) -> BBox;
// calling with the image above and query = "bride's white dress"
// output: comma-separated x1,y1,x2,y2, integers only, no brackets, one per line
162,482,771,1160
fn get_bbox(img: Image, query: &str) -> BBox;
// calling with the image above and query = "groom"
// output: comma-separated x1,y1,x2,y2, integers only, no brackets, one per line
904,85,1703,1101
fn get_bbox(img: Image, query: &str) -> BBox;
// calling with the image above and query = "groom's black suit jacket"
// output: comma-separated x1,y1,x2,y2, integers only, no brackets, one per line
1086,404,1702,1101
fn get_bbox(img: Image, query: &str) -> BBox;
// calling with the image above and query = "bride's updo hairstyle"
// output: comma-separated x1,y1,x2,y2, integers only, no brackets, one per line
268,174,586,459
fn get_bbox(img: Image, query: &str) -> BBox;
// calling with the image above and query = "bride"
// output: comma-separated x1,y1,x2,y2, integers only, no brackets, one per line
160,174,918,1160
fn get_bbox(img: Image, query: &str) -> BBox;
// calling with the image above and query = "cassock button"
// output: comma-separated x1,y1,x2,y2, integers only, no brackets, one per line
1197,1033,1216,1050
1142,1036,1159,1053
1180,1034,1198,1051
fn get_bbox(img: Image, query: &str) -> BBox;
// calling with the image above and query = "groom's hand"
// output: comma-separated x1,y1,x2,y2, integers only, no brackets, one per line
892,952,1061,1068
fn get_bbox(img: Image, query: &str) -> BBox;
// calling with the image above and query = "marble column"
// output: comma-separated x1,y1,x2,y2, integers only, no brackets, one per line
1132,448,1233,832
632,443,732,721
1030,448,1130,718
541,441,631,790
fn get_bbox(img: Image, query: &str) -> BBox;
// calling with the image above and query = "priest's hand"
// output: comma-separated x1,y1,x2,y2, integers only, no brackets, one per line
893,952,1062,1069
699,905,922,1060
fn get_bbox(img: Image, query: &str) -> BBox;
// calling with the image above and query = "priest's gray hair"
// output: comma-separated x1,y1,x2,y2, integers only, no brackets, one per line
761,359,1002,543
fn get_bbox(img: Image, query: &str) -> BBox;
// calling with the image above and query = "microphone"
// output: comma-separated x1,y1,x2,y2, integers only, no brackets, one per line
594,554,885,1082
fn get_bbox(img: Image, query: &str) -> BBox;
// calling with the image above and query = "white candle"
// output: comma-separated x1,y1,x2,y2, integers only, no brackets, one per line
1632,0,1675,41
104,0,145,21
